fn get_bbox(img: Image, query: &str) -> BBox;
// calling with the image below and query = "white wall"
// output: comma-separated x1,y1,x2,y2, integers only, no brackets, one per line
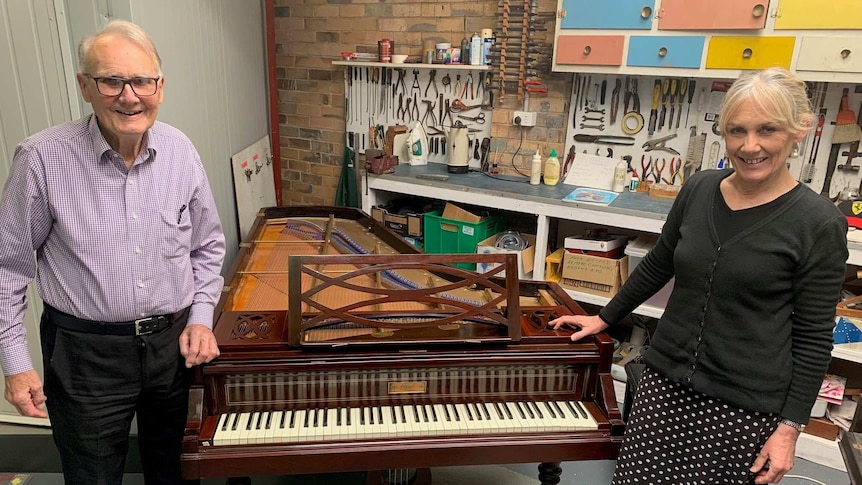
0,0,269,424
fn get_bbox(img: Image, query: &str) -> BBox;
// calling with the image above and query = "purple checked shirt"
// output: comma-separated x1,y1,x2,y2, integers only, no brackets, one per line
0,114,225,376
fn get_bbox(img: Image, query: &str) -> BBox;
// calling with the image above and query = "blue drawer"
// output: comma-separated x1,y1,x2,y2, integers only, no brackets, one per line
561,0,655,30
627,36,705,68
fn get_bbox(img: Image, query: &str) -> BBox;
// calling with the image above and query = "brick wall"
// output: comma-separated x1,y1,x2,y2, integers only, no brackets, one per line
273,0,572,205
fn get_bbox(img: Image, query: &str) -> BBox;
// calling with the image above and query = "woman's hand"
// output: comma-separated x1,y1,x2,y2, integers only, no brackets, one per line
549,314,609,342
749,423,798,484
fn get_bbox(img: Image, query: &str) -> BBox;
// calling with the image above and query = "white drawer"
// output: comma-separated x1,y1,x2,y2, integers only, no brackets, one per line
796,36,862,74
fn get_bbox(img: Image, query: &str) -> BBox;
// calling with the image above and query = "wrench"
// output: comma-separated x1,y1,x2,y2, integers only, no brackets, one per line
582,115,604,123
580,123,605,130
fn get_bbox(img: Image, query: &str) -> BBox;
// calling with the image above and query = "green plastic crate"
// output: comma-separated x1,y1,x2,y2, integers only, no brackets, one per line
423,209,505,270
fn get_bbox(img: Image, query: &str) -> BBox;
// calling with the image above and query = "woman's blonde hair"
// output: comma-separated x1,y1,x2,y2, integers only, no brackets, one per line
718,67,814,136
78,19,162,76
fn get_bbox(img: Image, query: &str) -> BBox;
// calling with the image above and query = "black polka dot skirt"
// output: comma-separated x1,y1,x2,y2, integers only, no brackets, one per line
612,366,781,485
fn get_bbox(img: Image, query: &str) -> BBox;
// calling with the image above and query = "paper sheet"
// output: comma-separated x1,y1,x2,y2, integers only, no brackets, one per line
562,153,618,190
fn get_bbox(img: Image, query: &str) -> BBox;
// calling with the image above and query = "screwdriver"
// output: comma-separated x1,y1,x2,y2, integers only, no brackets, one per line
668,79,679,131
658,79,671,131
684,80,696,128
676,80,687,129
648,80,662,135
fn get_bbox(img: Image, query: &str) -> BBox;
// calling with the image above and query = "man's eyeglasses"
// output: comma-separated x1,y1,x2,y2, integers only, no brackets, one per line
85,75,160,97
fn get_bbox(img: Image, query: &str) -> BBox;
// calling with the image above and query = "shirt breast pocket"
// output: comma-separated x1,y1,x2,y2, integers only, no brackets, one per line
160,208,193,259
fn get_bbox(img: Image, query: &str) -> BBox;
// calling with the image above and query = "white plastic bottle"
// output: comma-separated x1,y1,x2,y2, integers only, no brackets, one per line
530,150,542,185
613,158,627,192
470,33,482,65
543,149,561,186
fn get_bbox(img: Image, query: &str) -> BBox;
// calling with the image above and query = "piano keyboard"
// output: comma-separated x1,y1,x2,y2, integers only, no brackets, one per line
211,401,598,446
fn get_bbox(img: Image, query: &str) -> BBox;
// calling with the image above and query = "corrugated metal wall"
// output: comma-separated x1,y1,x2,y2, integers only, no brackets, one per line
0,0,269,424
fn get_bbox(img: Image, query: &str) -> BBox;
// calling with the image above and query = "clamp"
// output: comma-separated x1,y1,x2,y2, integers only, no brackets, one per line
642,133,680,155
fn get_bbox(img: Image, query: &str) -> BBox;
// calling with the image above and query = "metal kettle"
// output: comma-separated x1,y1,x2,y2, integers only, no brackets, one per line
446,121,470,174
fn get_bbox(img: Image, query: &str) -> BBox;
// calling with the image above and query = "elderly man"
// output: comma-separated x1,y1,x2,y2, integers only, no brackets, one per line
0,19,225,484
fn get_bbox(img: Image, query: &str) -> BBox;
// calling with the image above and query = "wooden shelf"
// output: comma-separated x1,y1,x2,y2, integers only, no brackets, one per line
333,60,490,70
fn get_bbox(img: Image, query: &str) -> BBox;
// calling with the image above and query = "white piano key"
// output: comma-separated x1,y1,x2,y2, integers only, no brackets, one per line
349,407,362,439
295,409,310,442
454,404,479,434
212,413,232,446
572,401,599,429
235,412,253,445
378,406,396,438
264,410,281,443
248,411,266,443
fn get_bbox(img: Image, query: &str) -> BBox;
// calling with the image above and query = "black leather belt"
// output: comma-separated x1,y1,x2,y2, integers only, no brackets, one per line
45,304,188,336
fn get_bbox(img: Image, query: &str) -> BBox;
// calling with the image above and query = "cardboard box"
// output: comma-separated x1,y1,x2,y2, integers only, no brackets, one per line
441,202,482,224
560,251,628,298
476,233,536,279
564,234,628,252
371,205,423,238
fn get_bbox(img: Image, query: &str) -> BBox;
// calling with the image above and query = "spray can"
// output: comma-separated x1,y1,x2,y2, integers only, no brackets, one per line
460,36,470,65
470,32,482,65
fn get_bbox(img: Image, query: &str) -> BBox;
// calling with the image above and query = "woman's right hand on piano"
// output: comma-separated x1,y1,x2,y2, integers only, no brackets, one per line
549,315,609,342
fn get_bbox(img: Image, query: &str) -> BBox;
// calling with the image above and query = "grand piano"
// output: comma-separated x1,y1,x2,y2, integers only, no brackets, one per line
181,206,625,484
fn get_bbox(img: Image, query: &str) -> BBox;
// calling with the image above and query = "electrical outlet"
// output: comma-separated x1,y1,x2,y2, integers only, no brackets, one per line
513,111,537,127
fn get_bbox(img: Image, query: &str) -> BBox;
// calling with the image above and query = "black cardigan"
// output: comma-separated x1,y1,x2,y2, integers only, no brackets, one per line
600,170,848,423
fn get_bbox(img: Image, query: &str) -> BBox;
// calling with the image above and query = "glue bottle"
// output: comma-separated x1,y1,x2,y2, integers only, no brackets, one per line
530,150,542,185
630,170,639,191
543,149,561,186
612,158,627,192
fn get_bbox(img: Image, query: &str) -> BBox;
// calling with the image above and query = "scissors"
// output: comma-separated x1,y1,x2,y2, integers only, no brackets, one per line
457,112,486,124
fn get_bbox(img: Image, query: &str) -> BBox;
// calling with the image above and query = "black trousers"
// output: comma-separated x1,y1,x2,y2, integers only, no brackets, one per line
41,308,193,485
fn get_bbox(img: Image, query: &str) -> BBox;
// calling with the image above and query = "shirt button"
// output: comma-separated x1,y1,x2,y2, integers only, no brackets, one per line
132,213,138,220
137,282,145,288
127,180,134,185
134,246,142,254
683,376,691,384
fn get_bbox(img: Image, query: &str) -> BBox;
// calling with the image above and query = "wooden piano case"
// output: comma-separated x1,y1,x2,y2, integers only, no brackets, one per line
182,206,624,484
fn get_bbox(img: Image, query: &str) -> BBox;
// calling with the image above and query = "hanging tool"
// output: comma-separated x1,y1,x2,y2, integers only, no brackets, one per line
668,157,683,185
675,80,687,129
411,69,420,95
802,110,826,183
610,78,621,124
572,134,635,146
684,80,696,128
648,80,661,135
668,79,679,131
685,126,707,177
707,141,721,170
641,155,652,182
643,134,680,155
658,79,671,131
653,158,666,184
563,144,576,178
424,69,438,98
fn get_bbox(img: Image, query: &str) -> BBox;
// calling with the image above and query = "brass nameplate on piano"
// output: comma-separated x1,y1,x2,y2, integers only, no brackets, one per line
388,381,427,395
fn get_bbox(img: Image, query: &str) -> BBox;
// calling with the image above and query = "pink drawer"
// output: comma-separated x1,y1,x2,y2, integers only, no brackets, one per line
556,35,625,66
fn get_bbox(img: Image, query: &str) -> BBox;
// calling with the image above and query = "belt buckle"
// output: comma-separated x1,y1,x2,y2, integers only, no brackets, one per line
134,316,161,336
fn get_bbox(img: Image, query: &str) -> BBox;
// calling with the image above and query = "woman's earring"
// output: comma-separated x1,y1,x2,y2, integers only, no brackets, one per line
791,143,800,158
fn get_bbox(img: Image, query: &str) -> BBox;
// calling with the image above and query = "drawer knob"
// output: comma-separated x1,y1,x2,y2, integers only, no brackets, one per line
752,4,765,17
841,49,852,59
658,47,668,57
742,48,753,59
641,6,652,19
583,45,592,56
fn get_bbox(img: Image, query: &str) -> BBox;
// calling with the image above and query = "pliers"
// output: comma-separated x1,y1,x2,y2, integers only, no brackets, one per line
642,133,680,155
669,157,683,185
610,79,621,124
424,69,438,98
640,155,652,182
653,158,666,184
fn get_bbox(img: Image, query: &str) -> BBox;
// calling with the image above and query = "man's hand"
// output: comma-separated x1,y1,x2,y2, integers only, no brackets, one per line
4,370,48,418
179,324,220,368
750,423,799,484
549,314,609,342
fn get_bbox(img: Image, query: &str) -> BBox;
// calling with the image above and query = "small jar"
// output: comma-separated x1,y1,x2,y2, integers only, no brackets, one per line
436,43,451,64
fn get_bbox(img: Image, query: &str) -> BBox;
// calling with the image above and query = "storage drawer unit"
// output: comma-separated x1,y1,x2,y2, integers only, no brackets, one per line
560,0,655,30
657,0,768,30
556,35,625,66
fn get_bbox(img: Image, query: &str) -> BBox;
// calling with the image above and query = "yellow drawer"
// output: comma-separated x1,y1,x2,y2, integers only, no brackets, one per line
774,0,862,30
796,36,862,74
705,36,794,70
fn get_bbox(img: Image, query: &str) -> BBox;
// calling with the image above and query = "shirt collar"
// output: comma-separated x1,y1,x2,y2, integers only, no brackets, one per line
88,114,157,165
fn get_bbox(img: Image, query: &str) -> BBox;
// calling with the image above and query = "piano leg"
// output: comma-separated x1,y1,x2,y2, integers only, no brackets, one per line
537,462,562,485
365,468,431,485
226,477,251,485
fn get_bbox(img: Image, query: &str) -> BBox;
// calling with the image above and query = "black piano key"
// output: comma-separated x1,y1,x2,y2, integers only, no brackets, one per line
420,405,429,423
565,401,584,419
303,409,311,429
368,406,375,425
346,408,352,426
377,406,384,424
450,404,461,422
427,404,438,422
230,413,239,431
265,411,272,430
470,403,482,421
515,402,528,420
253,412,262,430
336,408,342,427
219,413,229,432
479,402,491,420
531,402,544,419
398,406,406,424
390,406,397,424
281,410,289,429
575,401,589,419
360,407,366,426
322,408,328,427
552,401,566,419
499,402,513,420
442,404,452,422
463,404,475,421
412,404,420,423
492,402,505,420
312,409,320,428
